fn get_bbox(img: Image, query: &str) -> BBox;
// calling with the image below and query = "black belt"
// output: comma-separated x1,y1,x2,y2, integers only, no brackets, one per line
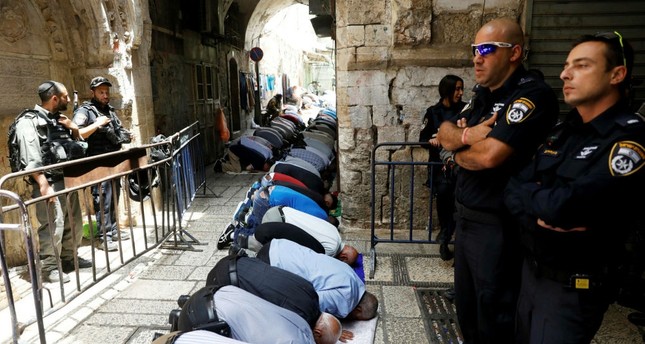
228,257,238,287
527,259,605,290
277,205,286,222
454,201,502,225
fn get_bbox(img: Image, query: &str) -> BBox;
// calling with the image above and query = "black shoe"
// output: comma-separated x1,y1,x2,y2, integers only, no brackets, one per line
228,243,248,257
236,233,248,248
628,312,645,326
443,288,455,302
62,257,93,273
440,243,454,261
213,159,223,173
217,223,235,250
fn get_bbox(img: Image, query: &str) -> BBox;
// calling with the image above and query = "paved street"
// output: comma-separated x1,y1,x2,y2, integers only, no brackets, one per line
10,170,644,344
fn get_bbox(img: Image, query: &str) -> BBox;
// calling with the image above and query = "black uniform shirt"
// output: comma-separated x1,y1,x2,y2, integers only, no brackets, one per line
420,100,466,162
456,66,559,212
73,99,122,155
505,104,645,271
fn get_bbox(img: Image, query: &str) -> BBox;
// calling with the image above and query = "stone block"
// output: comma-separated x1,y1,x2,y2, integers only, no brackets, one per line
341,0,387,25
393,9,432,46
336,47,356,71
347,84,389,106
377,125,405,144
339,170,363,192
336,104,350,128
365,25,392,46
346,25,366,47
372,105,395,127
434,0,480,11
349,105,373,129
338,127,356,150
335,70,350,88
356,46,390,64
347,70,389,87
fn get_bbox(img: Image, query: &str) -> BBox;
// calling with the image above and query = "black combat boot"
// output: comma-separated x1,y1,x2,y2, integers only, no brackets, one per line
439,243,454,261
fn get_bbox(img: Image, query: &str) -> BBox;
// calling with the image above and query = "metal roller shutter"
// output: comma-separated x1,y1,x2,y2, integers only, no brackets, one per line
526,0,645,115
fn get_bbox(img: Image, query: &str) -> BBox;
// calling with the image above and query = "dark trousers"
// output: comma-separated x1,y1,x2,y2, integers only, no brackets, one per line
92,179,120,238
256,241,271,264
431,166,456,244
515,259,612,343
454,215,521,344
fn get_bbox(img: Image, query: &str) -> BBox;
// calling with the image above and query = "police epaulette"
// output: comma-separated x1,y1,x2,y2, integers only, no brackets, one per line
517,76,535,86
615,111,645,127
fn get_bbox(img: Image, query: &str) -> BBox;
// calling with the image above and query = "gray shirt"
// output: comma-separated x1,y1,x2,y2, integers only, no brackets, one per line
15,105,51,171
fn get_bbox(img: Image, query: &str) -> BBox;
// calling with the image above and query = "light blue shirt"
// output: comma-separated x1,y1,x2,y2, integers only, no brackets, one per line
268,239,365,318
215,285,315,344
269,185,328,220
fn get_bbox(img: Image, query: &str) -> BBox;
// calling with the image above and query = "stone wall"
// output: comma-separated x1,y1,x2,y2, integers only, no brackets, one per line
0,0,153,265
335,0,524,228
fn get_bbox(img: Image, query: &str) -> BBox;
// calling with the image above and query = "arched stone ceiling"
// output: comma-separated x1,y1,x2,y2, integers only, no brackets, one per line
244,0,308,50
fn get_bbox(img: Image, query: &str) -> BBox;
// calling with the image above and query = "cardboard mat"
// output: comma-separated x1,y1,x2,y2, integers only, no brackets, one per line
337,316,378,344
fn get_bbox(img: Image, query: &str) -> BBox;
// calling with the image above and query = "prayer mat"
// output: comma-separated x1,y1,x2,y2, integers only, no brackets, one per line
337,315,378,344
353,253,365,283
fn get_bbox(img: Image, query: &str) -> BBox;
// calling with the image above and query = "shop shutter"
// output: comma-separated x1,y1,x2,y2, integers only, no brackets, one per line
526,0,645,115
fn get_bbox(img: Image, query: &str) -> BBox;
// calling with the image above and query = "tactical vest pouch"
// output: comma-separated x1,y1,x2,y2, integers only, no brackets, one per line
41,140,87,166
100,125,131,145
117,127,132,144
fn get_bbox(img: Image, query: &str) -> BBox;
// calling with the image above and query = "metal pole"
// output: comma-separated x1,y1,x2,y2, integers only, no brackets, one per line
254,61,261,126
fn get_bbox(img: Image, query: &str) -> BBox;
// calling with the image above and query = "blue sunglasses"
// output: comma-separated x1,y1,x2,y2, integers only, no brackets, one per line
471,41,514,57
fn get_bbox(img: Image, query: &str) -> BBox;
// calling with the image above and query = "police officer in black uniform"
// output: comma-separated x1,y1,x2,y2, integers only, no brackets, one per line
419,74,467,261
436,18,559,343
73,76,132,251
504,32,643,343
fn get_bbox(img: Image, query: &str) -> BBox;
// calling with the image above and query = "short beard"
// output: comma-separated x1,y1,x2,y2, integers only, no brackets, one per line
57,103,68,112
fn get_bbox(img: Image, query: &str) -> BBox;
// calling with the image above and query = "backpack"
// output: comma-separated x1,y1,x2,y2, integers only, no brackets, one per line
7,109,87,174
149,134,171,162
7,109,38,172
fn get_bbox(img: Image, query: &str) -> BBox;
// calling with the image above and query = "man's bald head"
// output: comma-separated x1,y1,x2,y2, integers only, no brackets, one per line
337,244,359,266
347,291,379,320
478,18,524,53
313,312,342,344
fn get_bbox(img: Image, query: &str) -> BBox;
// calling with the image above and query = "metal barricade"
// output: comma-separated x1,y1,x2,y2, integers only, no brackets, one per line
369,142,445,278
0,190,45,344
0,122,206,343
161,122,208,251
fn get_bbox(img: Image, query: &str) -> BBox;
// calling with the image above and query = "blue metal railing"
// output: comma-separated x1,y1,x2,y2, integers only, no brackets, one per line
369,142,444,278
0,121,207,343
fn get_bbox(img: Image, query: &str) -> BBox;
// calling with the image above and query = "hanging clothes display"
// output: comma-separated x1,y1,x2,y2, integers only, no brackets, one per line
246,74,256,110
282,74,291,99
260,74,268,101
267,74,275,91
239,72,249,111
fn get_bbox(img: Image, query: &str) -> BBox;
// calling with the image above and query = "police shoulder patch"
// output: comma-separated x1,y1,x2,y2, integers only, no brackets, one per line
609,141,645,176
506,97,535,124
